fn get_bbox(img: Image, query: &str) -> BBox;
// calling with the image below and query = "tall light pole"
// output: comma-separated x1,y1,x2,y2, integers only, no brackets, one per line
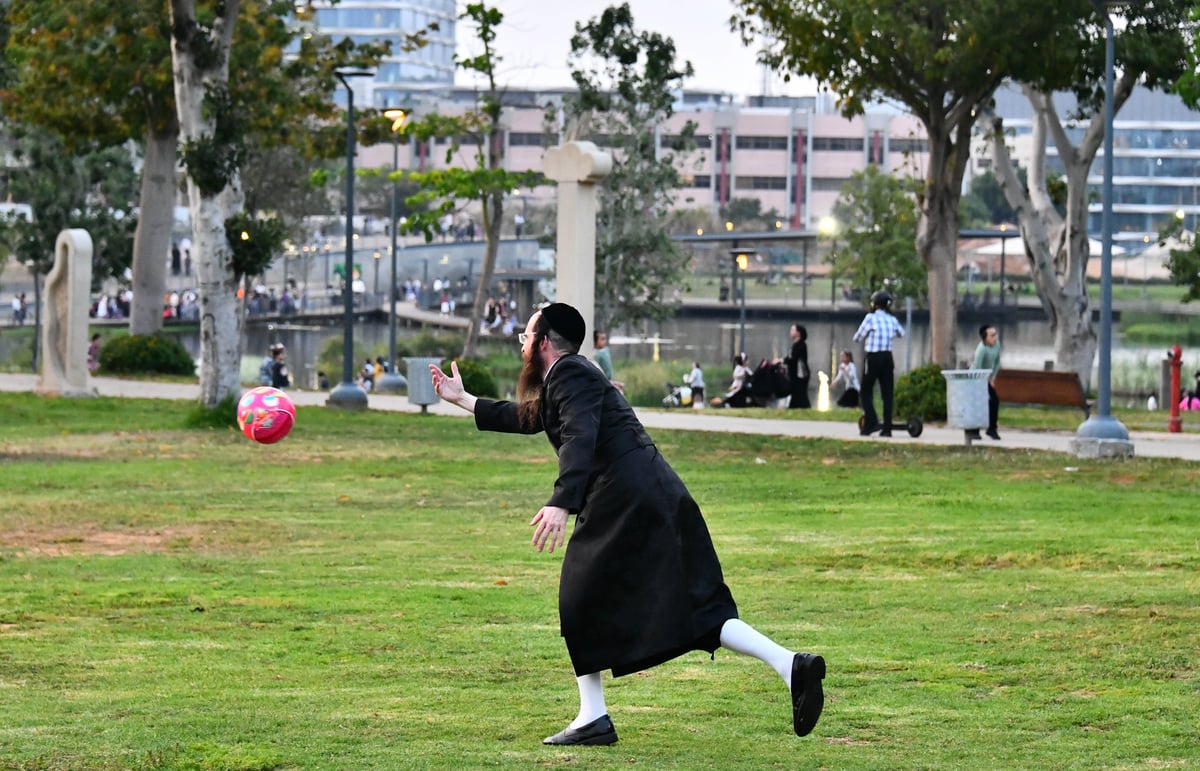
1074,2,1131,453
327,69,373,410
818,215,839,308
378,107,409,393
732,249,752,356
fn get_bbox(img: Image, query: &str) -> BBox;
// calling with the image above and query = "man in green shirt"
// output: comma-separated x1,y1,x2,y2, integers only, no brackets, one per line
972,324,1001,440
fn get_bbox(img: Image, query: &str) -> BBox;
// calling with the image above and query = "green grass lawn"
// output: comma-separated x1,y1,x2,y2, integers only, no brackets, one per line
1,392,1197,770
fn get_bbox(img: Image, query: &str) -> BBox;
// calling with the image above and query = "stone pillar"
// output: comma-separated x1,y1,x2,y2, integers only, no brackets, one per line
38,229,95,398
543,141,611,359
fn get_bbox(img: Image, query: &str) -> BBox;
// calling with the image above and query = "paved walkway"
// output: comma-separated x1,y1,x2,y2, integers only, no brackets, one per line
3,373,1198,462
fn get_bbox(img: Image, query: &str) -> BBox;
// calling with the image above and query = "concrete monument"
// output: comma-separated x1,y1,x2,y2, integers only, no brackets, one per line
38,229,95,398
543,141,612,359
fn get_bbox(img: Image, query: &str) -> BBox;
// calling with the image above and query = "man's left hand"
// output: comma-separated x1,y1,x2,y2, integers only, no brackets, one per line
530,506,569,553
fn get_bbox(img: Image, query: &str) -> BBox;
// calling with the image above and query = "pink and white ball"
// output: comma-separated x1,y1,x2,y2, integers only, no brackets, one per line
237,387,296,444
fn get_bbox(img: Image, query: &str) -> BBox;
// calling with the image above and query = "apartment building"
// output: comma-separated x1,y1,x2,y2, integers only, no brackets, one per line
982,83,1200,248
301,0,457,109
357,88,931,229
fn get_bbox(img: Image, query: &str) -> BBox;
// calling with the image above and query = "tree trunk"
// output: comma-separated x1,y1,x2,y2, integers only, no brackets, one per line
915,115,970,368
462,190,503,359
188,178,244,407
170,0,243,408
129,127,178,337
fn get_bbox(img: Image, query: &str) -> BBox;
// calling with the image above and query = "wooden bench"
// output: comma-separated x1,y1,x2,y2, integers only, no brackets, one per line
993,369,1092,417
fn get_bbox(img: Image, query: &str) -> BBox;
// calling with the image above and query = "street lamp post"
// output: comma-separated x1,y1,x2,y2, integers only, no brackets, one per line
378,107,409,393
1074,2,1131,453
818,216,839,308
731,249,752,356
327,69,373,410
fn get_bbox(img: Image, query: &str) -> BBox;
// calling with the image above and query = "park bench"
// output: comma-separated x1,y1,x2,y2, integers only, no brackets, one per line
993,368,1092,417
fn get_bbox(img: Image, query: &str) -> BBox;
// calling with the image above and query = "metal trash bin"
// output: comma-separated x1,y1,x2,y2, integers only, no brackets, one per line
943,369,990,433
405,357,441,413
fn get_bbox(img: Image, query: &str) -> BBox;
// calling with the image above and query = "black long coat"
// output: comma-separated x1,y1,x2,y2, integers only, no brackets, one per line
785,339,811,408
474,355,738,677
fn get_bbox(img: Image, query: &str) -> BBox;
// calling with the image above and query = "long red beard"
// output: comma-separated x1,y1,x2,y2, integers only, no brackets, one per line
516,353,544,430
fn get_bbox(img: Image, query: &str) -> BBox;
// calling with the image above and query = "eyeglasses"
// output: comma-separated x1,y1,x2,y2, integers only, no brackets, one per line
518,333,529,345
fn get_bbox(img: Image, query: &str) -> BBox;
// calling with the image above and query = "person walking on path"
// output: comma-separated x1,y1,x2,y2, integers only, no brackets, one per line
784,323,811,409
853,290,905,436
429,303,825,746
971,324,1002,441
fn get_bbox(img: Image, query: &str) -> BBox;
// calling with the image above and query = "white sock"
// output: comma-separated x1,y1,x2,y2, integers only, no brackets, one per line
719,618,796,686
571,671,607,728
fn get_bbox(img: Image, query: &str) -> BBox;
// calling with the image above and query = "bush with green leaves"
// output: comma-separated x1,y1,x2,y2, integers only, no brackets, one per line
97,333,196,376
183,394,240,430
442,357,498,398
896,363,947,421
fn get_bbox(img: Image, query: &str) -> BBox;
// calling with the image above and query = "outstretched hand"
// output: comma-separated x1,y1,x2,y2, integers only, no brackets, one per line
429,360,464,403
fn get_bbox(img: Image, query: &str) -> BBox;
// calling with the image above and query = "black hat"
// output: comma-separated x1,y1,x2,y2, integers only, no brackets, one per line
540,303,586,349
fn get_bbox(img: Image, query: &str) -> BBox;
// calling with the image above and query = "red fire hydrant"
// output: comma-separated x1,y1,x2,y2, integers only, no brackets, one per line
1168,345,1183,433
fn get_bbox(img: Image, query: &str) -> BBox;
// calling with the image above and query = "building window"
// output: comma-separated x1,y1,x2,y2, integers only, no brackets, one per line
812,137,864,152
668,134,711,149
812,177,851,191
509,132,549,147
735,135,789,151
734,176,788,190
890,138,929,154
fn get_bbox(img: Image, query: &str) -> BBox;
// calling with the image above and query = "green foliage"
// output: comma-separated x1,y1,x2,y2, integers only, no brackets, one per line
97,333,196,376
895,363,947,422
0,128,137,284
225,212,286,280
180,84,245,196
720,198,786,231
565,3,697,331
830,165,925,305
1156,218,1200,303
183,393,240,430
959,170,1019,228
442,357,498,398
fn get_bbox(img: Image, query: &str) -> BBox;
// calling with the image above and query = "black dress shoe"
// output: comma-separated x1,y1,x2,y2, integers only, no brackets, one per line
791,652,825,737
542,714,618,746
986,428,1001,440
879,430,892,437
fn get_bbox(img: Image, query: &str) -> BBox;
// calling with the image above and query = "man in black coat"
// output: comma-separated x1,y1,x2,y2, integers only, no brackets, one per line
429,303,825,746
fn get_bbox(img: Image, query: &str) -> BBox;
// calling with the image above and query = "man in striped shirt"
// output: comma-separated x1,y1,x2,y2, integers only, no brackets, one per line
852,290,905,436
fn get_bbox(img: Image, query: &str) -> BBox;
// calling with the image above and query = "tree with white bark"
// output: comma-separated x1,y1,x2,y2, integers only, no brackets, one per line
170,0,244,408
977,0,1191,387
732,0,1099,368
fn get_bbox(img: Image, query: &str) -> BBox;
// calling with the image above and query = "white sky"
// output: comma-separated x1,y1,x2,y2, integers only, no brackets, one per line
454,0,818,100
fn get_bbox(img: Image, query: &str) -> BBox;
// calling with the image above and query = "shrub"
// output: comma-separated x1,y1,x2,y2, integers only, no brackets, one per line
97,334,196,376
442,357,498,398
896,363,947,422
183,394,240,430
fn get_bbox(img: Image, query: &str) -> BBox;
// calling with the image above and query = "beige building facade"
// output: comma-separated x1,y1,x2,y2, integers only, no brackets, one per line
357,90,930,231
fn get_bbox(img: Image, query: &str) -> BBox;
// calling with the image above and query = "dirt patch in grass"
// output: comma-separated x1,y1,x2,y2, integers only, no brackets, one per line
1,523,215,557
